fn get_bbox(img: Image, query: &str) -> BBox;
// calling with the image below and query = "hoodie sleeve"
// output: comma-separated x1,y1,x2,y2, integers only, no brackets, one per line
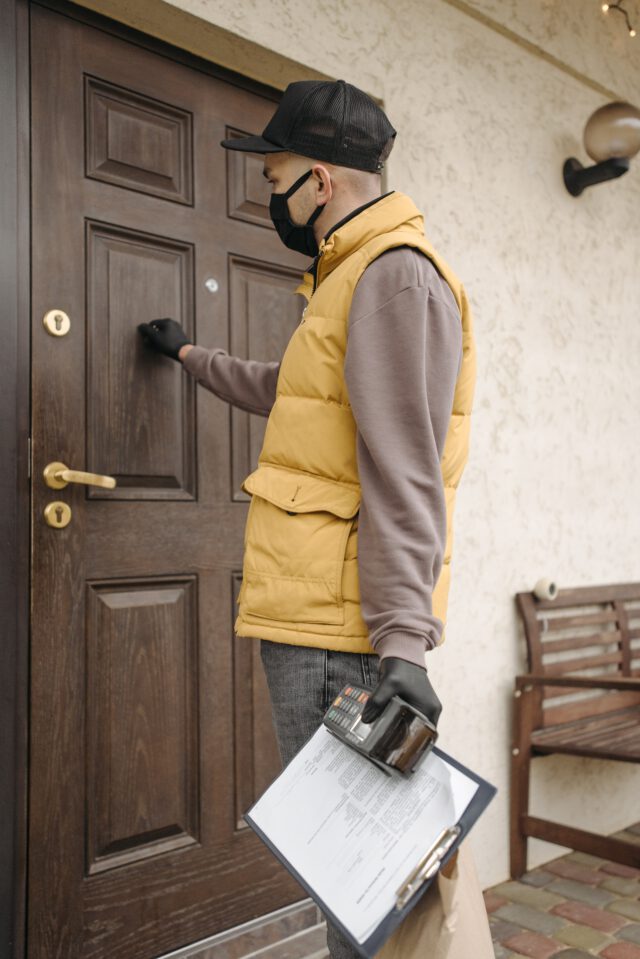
182,346,280,418
344,247,463,668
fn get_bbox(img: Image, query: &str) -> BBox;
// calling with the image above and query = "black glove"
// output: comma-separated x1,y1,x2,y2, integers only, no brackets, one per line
137,318,191,361
361,656,442,729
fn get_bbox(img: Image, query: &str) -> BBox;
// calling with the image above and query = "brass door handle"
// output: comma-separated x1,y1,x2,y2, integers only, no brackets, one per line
43,461,117,490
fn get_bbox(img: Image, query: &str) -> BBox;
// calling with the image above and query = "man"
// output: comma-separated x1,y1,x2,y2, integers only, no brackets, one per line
139,79,476,959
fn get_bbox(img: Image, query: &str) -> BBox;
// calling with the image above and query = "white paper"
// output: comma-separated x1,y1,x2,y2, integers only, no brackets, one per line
248,727,479,944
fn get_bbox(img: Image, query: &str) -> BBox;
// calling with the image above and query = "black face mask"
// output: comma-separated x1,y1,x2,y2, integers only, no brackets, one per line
269,168,324,257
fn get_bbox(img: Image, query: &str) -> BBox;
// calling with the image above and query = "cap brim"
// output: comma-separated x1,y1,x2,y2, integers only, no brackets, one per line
220,134,287,154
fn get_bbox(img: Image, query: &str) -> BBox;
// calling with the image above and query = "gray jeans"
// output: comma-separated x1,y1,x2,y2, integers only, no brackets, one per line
259,638,381,959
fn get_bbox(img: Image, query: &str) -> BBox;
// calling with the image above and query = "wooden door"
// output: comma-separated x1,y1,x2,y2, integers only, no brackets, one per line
30,5,309,957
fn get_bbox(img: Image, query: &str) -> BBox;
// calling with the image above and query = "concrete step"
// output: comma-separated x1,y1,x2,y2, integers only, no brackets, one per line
160,901,325,959
243,922,329,959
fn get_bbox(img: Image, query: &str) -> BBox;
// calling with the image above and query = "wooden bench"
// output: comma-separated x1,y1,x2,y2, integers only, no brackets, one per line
510,581,640,878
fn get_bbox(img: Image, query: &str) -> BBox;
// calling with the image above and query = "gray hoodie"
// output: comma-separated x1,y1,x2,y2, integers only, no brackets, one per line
183,244,463,667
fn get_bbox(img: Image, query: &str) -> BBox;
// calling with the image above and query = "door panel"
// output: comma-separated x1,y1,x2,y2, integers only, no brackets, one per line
229,258,305,493
84,75,194,204
85,576,199,874
86,220,197,499
30,5,309,958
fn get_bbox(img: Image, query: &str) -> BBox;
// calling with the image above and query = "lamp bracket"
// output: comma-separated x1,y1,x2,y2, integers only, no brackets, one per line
563,155,630,196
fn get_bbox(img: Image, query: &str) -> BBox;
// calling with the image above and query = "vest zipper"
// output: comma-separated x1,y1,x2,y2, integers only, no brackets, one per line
300,249,323,323
312,242,326,296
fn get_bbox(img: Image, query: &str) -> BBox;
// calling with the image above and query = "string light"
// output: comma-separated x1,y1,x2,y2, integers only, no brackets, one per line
601,0,637,37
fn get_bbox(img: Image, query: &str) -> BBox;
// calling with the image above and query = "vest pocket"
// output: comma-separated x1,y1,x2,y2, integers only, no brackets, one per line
240,467,360,626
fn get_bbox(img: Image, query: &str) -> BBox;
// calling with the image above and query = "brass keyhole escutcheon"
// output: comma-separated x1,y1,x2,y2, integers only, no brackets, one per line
43,309,71,337
44,501,72,529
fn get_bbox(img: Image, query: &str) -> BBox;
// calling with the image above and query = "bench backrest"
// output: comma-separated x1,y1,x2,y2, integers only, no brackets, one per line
515,582,640,728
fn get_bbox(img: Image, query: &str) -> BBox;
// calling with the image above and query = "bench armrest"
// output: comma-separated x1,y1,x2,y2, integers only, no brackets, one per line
515,673,640,692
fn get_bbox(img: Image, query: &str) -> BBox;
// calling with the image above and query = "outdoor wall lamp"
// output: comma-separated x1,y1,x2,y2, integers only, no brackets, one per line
563,100,640,196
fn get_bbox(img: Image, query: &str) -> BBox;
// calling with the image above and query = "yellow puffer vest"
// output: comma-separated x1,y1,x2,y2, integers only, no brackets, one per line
234,191,476,653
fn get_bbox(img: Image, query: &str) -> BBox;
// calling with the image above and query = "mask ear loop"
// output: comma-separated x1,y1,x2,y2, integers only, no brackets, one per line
283,169,326,226
305,202,324,226
283,168,314,198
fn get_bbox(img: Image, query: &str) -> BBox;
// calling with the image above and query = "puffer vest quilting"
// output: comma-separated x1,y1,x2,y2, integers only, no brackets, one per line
234,191,476,653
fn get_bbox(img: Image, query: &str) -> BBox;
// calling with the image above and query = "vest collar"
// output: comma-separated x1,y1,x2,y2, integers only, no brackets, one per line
321,190,394,245
314,190,426,289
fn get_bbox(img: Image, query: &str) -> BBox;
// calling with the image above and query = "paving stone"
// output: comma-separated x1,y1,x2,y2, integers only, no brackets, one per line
548,950,595,958
600,876,640,897
611,831,640,847
491,881,567,910
600,863,640,880
493,903,568,937
546,877,618,907
490,915,527,942
619,925,640,946
550,900,626,933
600,943,640,959
553,922,614,951
544,860,603,885
484,891,509,912
521,871,557,888
501,930,563,959
608,899,640,921
493,945,520,958
567,851,610,868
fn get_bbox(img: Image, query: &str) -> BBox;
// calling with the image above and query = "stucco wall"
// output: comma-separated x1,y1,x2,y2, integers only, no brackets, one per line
81,0,640,887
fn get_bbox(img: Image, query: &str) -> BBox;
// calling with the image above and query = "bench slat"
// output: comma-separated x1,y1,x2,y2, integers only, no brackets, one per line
530,738,640,762
542,651,625,676
535,706,638,738
541,630,622,654
542,689,640,727
531,706,640,761
543,610,618,631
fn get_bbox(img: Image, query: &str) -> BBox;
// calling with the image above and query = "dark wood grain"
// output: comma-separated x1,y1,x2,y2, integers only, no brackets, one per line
0,0,30,957
30,5,309,957
516,673,640,690
510,583,640,879
229,256,305,499
509,678,537,879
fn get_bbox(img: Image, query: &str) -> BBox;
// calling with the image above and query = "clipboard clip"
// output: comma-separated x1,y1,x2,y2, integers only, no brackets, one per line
395,824,462,910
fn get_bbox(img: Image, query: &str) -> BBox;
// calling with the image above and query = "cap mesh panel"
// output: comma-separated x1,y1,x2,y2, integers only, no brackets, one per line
288,81,396,172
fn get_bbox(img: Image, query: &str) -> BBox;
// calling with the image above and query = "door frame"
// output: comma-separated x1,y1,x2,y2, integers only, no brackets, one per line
1,1,31,956
0,2,288,955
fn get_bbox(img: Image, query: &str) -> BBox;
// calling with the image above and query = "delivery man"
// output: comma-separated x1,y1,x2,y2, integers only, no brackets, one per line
139,78,476,959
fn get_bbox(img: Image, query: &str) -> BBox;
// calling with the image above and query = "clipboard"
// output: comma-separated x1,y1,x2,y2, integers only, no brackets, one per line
244,726,497,959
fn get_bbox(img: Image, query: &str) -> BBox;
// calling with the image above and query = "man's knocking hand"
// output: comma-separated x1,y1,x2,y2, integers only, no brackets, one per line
138,317,193,362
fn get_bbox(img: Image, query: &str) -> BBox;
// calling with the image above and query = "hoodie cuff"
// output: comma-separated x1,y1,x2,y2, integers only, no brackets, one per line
374,633,435,669
181,344,224,376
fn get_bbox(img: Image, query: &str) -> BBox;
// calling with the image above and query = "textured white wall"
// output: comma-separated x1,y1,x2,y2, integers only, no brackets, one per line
165,0,640,886
463,0,640,103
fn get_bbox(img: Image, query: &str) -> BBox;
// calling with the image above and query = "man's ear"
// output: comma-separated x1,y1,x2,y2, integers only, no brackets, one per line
312,163,333,204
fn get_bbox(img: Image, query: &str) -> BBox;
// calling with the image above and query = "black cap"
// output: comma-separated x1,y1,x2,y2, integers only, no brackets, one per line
220,79,396,173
